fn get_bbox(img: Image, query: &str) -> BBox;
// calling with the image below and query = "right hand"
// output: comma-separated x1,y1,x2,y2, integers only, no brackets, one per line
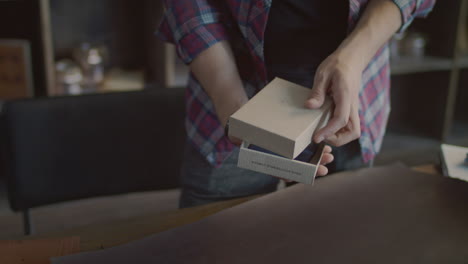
304,50,362,147
277,145,334,182
219,101,245,146
315,145,334,177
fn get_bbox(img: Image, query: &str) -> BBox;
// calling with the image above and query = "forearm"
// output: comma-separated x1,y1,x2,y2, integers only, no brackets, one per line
190,41,248,127
337,0,402,71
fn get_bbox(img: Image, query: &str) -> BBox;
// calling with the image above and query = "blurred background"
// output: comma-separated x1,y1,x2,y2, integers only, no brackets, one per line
0,0,467,239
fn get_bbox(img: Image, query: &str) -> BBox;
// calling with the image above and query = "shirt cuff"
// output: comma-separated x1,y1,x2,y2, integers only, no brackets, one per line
392,0,435,33
175,23,230,64
156,9,230,65
392,0,419,32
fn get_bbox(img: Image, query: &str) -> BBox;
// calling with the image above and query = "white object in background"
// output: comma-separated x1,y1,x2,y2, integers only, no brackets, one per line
55,59,83,95
102,68,144,92
74,43,106,91
440,144,468,182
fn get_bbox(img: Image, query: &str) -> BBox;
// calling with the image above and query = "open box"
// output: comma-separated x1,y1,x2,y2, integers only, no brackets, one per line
229,78,332,184
238,142,326,184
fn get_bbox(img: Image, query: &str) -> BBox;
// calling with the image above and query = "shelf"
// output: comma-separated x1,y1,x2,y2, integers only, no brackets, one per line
447,121,468,147
160,44,189,88
170,54,468,83
101,68,144,92
172,62,189,88
391,56,453,75
168,56,463,85
375,131,441,166
458,55,468,69
376,119,468,167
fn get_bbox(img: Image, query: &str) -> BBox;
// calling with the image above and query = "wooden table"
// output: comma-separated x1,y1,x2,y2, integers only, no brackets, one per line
32,165,439,252
31,195,260,251
411,164,439,175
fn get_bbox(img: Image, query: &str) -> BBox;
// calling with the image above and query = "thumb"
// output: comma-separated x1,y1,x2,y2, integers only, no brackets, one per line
305,71,328,109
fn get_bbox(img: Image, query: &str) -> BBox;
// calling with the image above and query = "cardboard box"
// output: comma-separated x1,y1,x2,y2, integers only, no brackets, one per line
229,78,332,159
238,142,326,184
440,144,468,182
229,78,332,184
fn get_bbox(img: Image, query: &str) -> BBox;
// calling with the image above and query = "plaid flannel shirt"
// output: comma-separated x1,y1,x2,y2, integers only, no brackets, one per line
157,0,435,167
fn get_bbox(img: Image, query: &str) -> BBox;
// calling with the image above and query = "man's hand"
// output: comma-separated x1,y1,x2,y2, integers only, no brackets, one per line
305,0,402,147
316,145,334,176
227,132,243,146
280,145,334,182
305,51,362,147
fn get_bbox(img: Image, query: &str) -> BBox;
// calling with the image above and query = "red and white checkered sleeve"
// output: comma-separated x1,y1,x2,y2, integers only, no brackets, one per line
156,0,232,64
392,0,436,32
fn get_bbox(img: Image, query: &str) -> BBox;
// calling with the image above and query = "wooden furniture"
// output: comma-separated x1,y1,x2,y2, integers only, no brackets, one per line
55,165,468,264
0,0,179,96
0,0,54,97
1,88,185,235
385,0,468,155
1,1,466,142
23,165,439,253
0,40,34,99
412,164,439,175
31,196,259,252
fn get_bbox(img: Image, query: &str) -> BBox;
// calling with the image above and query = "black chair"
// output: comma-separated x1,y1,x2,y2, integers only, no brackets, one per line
0,88,186,235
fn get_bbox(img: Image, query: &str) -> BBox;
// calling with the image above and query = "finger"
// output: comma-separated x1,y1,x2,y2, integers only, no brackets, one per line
228,135,243,146
305,69,329,109
316,165,329,177
320,153,334,165
325,104,361,147
323,145,332,154
325,126,354,147
351,101,361,139
314,84,350,143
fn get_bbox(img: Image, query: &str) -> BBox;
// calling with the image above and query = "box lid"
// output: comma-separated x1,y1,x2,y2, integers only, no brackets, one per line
229,78,332,159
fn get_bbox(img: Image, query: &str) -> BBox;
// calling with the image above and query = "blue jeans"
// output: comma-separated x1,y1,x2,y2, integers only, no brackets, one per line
179,139,366,208
179,144,279,208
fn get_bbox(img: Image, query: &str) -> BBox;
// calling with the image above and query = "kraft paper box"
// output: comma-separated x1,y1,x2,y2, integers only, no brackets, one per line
229,78,332,184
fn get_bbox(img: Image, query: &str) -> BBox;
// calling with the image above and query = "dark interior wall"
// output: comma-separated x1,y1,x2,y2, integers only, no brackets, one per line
387,0,465,139
455,70,468,123
144,0,165,83
388,72,450,138
50,0,113,58
409,0,461,58
0,0,161,96
50,0,148,70
0,0,47,96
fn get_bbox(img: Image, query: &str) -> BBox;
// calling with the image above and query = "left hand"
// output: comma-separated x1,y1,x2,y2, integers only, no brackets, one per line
305,51,362,147
280,145,334,182
316,145,334,177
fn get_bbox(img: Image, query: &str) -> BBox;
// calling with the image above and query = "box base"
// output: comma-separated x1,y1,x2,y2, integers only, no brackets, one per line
237,142,325,184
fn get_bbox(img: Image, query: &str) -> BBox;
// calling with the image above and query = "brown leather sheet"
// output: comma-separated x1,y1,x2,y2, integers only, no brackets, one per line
53,165,468,264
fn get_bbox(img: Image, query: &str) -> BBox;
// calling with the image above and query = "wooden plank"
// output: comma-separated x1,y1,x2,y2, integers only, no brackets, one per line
0,40,34,99
442,0,468,140
0,237,80,264
28,195,259,252
39,0,56,96
390,56,453,75
411,164,439,175
22,166,439,253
